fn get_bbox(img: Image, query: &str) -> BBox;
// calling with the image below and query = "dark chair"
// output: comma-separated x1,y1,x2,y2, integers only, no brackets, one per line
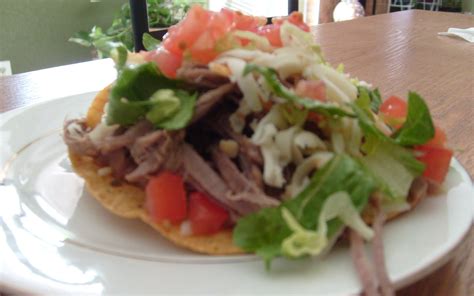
130,0,299,52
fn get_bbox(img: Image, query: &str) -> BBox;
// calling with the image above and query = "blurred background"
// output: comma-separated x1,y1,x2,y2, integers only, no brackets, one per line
0,0,471,74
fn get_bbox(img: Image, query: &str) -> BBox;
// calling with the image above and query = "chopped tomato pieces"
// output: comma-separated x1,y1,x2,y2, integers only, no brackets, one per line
423,125,447,148
221,8,265,31
380,95,407,118
273,11,310,32
163,5,212,56
257,24,282,47
416,146,453,184
295,80,326,101
415,124,452,184
144,48,182,78
145,172,187,224
257,12,310,47
379,95,408,128
189,192,229,235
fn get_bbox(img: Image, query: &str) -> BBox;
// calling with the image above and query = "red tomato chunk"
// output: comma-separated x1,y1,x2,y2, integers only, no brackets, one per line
146,172,187,224
416,146,453,184
379,96,407,128
189,192,229,235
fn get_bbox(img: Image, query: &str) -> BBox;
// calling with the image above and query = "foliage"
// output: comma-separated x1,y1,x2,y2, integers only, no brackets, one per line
69,0,189,57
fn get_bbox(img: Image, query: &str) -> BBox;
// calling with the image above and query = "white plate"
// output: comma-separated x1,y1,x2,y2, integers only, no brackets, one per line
1,93,473,295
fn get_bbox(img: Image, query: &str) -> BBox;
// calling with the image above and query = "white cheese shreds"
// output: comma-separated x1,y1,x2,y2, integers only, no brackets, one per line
232,30,273,52
217,48,273,61
88,122,119,145
305,64,357,104
284,152,334,199
252,105,288,144
259,124,286,188
212,56,262,112
275,126,300,165
331,131,345,154
294,130,327,154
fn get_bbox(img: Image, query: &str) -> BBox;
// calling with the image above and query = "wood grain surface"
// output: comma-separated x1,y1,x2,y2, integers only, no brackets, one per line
0,10,473,296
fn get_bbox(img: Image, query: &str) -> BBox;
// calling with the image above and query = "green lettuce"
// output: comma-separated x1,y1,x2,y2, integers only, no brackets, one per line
106,62,196,129
351,96,426,200
393,92,435,146
243,64,355,118
357,86,382,113
233,154,376,268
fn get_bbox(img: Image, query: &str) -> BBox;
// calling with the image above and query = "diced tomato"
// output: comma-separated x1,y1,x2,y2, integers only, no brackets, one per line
221,8,265,32
145,172,187,224
188,192,229,235
273,11,310,32
144,48,182,78
257,24,282,47
257,12,310,47
295,80,326,101
379,95,407,128
423,125,448,148
380,96,407,118
415,146,453,184
163,5,212,56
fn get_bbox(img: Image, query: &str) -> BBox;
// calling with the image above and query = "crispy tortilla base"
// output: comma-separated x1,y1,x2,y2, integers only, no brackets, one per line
69,151,243,255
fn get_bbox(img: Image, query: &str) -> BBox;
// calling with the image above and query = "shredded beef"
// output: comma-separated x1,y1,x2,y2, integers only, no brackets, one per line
182,144,275,216
372,197,395,296
211,148,279,208
192,83,236,123
63,119,98,157
125,130,185,182
97,120,153,154
349,230,379,296
177,63,230,89
105,148,135,179
238,155,264,189
214,120,263,165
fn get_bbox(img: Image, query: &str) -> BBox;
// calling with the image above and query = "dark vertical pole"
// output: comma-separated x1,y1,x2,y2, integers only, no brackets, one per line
288,0,299,14
130,0,149,52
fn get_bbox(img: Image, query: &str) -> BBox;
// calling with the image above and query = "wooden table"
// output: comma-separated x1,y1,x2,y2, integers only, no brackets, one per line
1,10,473,296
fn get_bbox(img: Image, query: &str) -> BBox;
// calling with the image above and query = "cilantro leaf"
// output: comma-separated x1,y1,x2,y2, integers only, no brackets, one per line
155,90,197,130
106,62,195,129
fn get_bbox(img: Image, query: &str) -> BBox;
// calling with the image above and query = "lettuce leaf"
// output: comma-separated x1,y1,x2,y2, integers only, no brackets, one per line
243,64,355,118
357,86,382,113
233,154,376,268
154,90,197,130
281,192,373,258
351,98,425,200
393,92,435,146
360,141,423,200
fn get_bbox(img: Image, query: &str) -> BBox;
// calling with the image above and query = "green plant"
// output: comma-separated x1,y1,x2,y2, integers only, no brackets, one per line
70,0,189,58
